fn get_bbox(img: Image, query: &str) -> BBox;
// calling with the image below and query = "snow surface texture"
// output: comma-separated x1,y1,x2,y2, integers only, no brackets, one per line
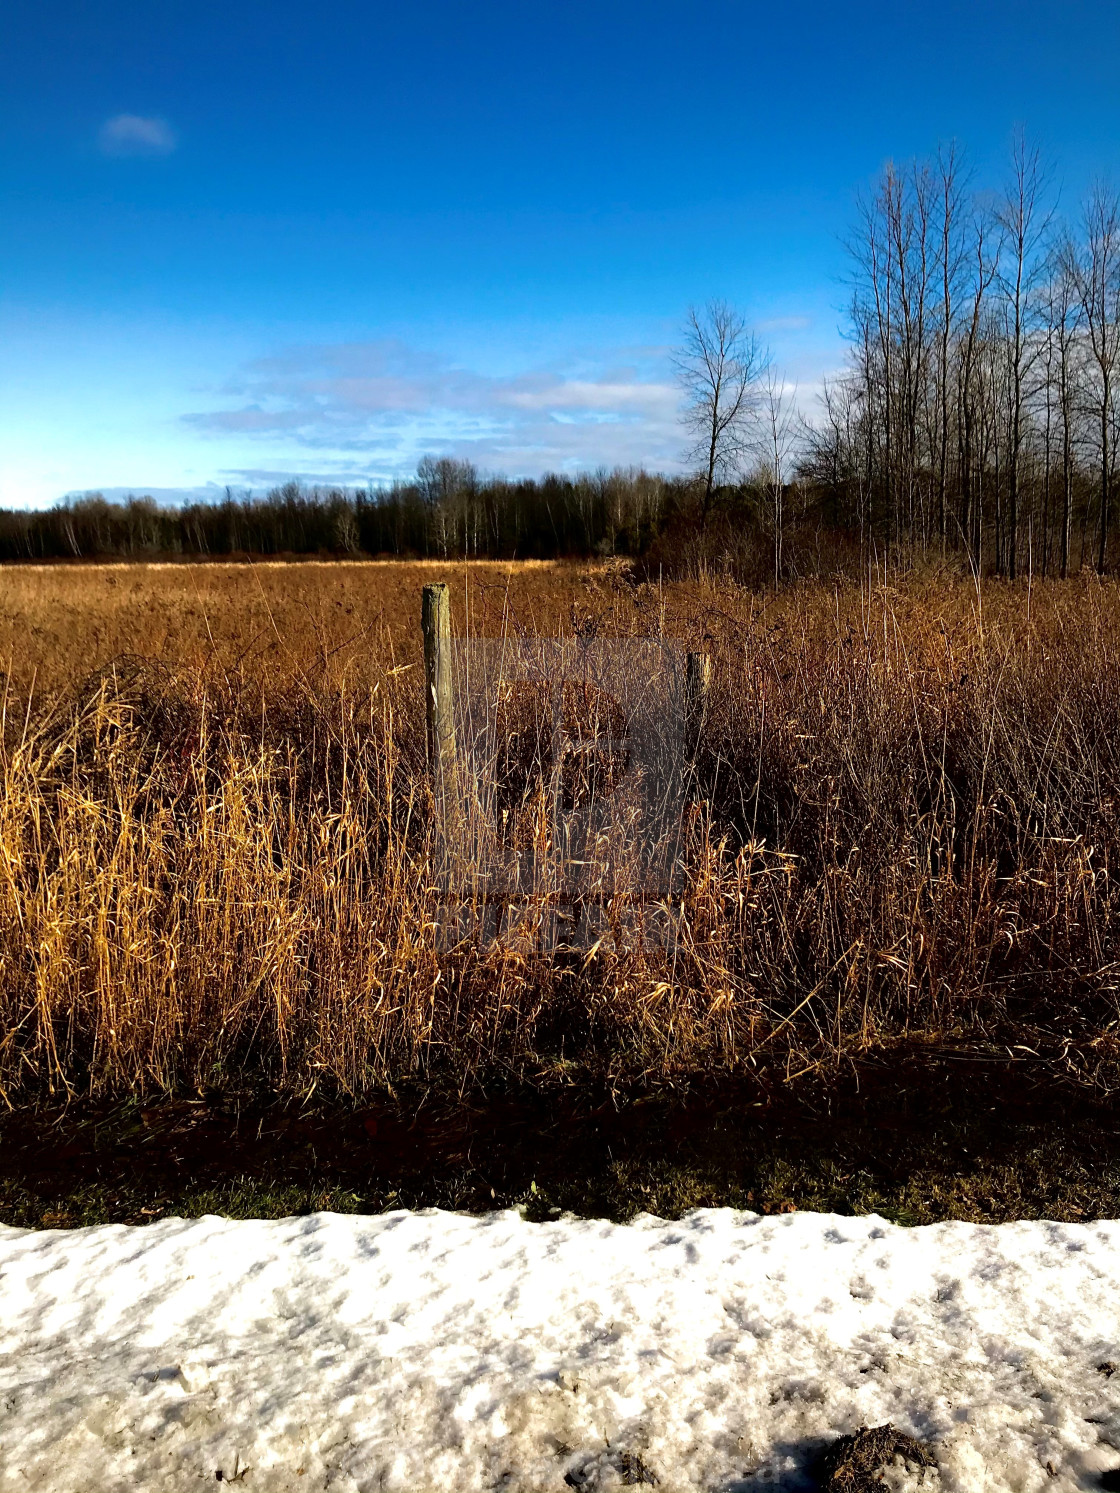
2,1209,1120,1492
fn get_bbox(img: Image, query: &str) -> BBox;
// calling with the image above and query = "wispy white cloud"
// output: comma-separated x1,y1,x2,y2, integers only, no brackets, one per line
183,340,685,478
98,115,178,158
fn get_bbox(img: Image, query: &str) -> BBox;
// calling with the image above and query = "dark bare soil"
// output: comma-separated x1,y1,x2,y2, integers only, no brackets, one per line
818,1423,937,1490
3,1051,1120,1230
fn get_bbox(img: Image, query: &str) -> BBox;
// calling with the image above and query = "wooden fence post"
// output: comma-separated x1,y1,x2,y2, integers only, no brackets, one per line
685,651,711,759
422,583,456,784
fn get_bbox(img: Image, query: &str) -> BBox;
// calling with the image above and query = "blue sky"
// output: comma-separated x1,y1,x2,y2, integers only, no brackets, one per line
2,0,1119,507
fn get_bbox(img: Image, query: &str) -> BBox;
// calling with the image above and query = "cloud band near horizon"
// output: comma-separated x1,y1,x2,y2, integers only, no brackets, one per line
182,339,687,481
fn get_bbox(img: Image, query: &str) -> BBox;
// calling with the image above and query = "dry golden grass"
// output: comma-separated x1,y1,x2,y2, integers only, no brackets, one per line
0,558,1118,1100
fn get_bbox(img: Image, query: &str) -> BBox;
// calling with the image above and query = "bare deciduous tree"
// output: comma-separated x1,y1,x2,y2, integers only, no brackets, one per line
675,301,769,524
417,455,479,558
759,369,799,586
956,202,1000,564
1042,256,1082,577
995,130,1053,579
934,142,969,547
1064,184,1120,573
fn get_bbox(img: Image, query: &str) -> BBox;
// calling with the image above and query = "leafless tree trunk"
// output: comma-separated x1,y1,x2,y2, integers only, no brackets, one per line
995,132,1052,580
759,370,799,586
935,143,967,549
851,175,898,540
1066,186,1120,573
957,210,999,565
1044,260,1081,577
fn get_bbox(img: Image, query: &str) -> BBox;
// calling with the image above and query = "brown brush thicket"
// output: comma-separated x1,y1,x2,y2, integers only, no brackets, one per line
0,560,1117,1100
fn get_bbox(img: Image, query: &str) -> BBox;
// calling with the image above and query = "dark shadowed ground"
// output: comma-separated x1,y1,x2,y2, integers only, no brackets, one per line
4,1053,1120,1229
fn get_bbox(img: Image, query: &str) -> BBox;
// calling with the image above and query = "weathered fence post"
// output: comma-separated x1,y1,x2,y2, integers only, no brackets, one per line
685,650,711,759
422,583,456,785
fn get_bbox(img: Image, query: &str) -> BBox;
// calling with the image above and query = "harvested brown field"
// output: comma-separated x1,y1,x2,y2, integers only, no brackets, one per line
0,558,1118,1102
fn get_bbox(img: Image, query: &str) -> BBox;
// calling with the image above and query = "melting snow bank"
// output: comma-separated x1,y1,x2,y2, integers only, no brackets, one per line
2,1209,1120,1492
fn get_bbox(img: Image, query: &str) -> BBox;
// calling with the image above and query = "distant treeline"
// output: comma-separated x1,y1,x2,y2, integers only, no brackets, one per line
0,464,697,566
1,441,1113,578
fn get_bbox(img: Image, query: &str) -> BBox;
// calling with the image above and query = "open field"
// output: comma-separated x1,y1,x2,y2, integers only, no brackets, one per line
0,559,1118,1108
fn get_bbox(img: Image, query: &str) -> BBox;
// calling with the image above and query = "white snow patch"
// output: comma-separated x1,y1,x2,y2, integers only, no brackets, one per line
1,1208,1119,1490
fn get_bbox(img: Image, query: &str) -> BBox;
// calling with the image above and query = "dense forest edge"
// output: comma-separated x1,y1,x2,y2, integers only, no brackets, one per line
0,456,1113,581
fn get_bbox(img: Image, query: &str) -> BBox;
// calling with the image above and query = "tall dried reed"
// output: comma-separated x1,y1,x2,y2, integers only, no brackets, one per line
0,562,1117,1098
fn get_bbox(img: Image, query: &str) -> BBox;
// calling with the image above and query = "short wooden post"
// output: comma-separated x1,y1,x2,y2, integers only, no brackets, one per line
422,583,456,783
685,651,711,759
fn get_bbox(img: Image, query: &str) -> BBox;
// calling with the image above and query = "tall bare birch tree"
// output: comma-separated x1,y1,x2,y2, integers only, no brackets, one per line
1065,185,1120,572
995,132,1052,578
934,143,969,547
